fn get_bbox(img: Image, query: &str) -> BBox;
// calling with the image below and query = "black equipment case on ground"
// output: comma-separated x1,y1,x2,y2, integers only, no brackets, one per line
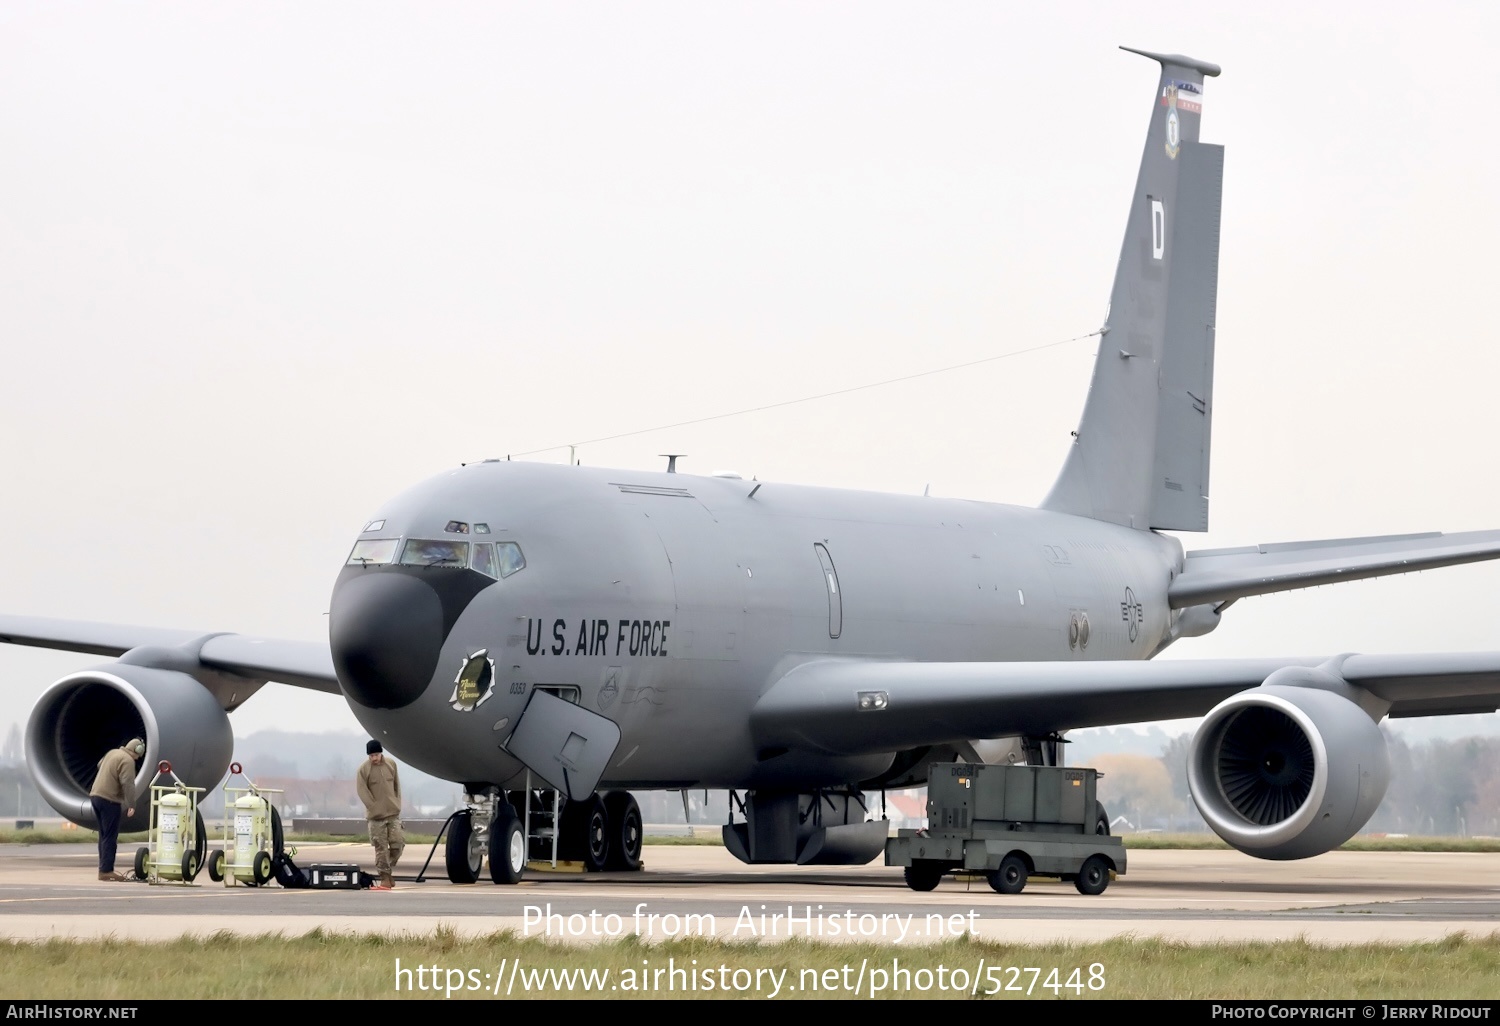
306,863,369,888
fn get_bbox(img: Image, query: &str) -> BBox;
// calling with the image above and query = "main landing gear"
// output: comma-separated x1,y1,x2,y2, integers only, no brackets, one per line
444,788,642,884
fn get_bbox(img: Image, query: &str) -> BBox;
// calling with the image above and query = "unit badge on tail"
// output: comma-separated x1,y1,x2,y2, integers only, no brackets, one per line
1164,84,1181,160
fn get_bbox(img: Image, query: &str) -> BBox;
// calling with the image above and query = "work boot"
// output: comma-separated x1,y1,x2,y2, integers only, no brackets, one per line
98,871,126,882
381,872,394,889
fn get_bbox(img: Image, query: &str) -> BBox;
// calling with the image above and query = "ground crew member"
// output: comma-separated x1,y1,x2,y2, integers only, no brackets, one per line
89,738,145,881
356,739,403,888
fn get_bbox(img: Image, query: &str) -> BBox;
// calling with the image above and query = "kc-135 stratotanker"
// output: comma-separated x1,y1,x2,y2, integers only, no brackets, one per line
10,47,1500,884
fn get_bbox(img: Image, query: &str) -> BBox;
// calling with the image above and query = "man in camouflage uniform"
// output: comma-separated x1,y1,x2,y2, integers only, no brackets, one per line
356,739,403,888
89,738,145,881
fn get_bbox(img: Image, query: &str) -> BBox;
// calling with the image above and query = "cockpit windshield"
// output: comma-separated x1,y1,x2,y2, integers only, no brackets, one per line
399,539,470,567
496,541,526,578
346,538,398,565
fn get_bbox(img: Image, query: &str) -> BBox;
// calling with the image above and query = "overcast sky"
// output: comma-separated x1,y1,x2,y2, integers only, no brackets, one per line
3,2,1498,749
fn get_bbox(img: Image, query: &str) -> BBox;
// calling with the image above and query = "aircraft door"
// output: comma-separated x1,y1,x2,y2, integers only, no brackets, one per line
814,543,842,639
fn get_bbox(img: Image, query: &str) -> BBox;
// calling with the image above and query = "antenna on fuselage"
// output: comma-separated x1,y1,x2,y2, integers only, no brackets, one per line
660,454,686,474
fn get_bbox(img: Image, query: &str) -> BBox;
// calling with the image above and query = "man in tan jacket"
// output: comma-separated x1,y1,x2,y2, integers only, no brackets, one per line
356,739,403,888
89,738,145,881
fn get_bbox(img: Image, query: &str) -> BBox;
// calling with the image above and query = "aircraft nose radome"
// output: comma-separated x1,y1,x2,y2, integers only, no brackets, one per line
330,572,444,710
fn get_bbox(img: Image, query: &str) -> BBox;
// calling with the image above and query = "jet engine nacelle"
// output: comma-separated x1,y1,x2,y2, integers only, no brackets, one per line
1187,670,1389,860
24,665,234,833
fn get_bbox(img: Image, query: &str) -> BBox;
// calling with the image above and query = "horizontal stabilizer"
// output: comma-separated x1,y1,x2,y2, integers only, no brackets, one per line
1169,529,1500,608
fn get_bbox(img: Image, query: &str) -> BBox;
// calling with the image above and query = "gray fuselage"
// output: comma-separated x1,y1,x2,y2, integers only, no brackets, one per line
331,460,1183,792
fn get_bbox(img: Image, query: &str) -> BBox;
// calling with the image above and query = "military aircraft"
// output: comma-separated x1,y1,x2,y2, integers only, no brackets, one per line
9,46,1500,884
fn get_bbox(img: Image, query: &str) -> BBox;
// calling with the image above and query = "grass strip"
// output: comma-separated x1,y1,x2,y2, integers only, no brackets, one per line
2,930,1498,999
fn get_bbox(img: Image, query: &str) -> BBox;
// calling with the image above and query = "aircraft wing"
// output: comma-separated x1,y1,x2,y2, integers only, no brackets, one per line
0,614,340,694
750,653,1500,756
1169,529,1500,608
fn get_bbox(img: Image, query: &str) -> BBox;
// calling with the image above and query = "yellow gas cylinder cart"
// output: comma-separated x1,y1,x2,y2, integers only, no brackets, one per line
207,762,284,887
132,760,207,885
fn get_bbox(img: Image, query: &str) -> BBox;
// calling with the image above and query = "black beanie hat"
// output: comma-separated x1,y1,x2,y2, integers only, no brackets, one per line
367,740,383,755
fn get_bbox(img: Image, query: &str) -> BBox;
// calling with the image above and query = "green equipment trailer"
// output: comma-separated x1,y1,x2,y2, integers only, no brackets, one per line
886,763,1126,895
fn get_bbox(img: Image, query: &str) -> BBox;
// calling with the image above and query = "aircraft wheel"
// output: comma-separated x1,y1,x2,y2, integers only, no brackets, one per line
252,849,273,887
1074,855,1110,896
133,846,150,880
903,862,944,892
988,854,1028,895
560,794,611,872
207,849,226,883
489,805,525,885
1094,801,1110,836
444,811,483,884
603,792,642,871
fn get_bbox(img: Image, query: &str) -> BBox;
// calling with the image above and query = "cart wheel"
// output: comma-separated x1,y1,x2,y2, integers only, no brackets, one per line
134,846,150,880
207,849,226,883
252,849,273,887
181,848,200,882
988,854,1028,895
1074,855,1110,895
903,862,944,892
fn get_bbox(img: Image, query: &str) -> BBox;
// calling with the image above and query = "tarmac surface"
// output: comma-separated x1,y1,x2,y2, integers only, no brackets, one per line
3,841,1498,945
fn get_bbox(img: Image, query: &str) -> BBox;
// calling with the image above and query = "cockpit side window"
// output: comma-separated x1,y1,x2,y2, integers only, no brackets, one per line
399,539,470,567
471,543,497,578
347,539,398,565
497,542,526,578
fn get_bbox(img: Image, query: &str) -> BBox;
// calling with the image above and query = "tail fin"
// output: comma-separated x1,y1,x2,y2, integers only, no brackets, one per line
1041,47,1224,532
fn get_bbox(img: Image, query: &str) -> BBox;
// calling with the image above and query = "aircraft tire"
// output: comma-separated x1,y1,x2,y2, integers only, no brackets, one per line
603,791,642,871
489,805,525,885
988,854,1028,895
1074,855,1110,895
560,794,611,872
444,811,482,884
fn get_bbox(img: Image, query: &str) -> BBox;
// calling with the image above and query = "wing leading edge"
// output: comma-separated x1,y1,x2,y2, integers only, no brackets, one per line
0,614,340,695
750,653,1500,757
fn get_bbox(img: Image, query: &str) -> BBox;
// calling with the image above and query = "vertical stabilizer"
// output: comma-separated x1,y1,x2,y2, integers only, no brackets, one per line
1041,48,1224,532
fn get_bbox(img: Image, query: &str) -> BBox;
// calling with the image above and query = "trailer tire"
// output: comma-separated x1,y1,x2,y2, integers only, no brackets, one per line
1074,855,1110,895
989,854,1028,894
904,862,944,892
133,846,150,881
207,849,225,883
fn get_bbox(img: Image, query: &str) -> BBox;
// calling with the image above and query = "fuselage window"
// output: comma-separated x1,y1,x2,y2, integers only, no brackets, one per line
471,543,497,578
496,542,526,578
814,543,842,639
346,538,398,565
445,521,470,534
399,539,470,567
474,523,491,534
